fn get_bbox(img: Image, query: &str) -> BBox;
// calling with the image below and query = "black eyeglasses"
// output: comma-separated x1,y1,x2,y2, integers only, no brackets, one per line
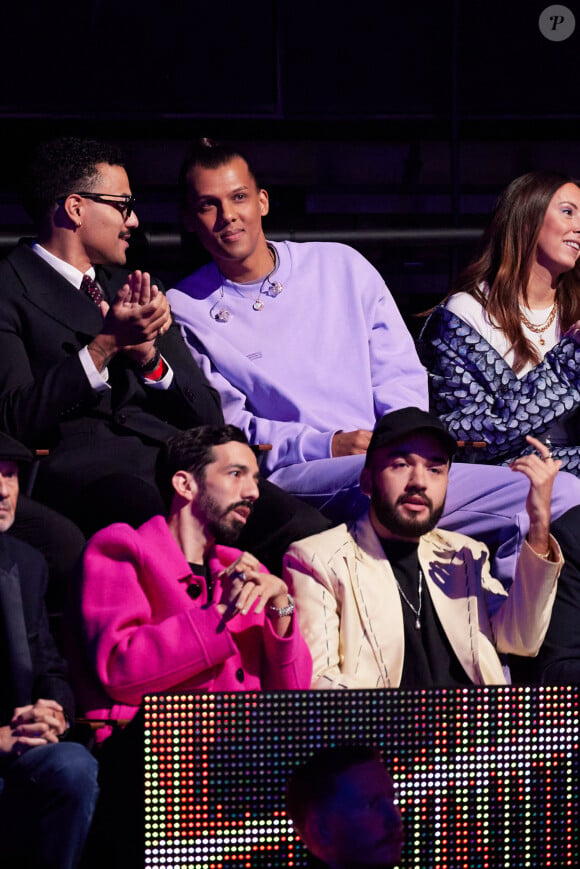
58,192,136,219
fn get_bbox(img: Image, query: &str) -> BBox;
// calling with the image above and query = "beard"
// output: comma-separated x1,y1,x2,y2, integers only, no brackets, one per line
371,485,445,538
197,488,254,545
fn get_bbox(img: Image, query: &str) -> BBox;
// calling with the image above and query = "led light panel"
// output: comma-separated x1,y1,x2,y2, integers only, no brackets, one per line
144,687,579,868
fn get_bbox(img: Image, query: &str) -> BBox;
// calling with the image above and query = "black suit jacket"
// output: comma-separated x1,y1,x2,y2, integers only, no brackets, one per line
0,242,223,497
0,532,74,725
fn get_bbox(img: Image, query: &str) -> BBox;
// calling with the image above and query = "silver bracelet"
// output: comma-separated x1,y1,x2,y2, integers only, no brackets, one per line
267,593,295,618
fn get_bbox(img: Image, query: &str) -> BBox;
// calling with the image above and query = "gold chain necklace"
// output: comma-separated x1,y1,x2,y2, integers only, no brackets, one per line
519,302,557,346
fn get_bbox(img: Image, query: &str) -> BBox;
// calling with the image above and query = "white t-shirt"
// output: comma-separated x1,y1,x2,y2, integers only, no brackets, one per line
445,291,561,376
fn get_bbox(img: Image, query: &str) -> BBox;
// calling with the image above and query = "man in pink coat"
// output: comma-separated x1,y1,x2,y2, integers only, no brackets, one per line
74,423,311,868
75,423,312,730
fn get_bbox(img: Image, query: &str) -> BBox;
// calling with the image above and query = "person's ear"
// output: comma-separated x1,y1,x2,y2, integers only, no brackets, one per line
62,193,84,228
258,188,269,217
301,810,333,862
171,470,197,501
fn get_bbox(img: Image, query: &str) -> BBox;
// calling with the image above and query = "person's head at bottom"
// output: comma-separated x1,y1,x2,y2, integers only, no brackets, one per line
286,744,404,869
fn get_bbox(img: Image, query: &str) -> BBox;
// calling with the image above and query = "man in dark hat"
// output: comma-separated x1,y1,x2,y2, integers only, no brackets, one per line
0,432,98,868
285,407,563,688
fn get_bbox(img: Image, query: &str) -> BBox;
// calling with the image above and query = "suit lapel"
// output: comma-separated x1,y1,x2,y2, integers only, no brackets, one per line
350,516,405,687
8,241,104,337
95,264,149,408
95,264,122,305
9,245,145,407
420,532,481,683
0,540,33,705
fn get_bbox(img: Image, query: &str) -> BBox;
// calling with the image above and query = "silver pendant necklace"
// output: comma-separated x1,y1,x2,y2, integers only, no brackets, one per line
395,568,423,629
210,243,283,322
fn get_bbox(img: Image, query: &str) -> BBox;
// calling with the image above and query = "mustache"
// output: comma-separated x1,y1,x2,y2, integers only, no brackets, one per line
226,500,255,515
396,489,432,509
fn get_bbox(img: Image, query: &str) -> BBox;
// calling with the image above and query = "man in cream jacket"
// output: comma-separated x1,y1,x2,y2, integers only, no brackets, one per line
285,407,563,688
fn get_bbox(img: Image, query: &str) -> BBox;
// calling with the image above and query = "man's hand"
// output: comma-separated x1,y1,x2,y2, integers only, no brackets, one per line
331,429,372,458
88,271,172,371
216,552,293,638
510,435,561,557
0,699,67,757
216,552,289,617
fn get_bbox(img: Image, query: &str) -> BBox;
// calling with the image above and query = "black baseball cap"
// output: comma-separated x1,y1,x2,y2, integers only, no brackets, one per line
0,433,33,465
365,407,457,465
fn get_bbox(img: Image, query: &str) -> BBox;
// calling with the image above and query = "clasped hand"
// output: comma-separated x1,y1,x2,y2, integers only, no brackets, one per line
216,552,289,620
0,699,67,757
101,270,172,361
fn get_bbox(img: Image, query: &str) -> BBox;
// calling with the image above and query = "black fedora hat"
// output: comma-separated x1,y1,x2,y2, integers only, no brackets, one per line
0,432,33,465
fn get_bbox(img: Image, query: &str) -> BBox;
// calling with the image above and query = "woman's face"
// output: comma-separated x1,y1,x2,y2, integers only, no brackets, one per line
535,182,580,281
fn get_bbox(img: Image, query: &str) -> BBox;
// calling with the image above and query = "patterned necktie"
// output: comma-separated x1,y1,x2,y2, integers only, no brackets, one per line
81,273,104,306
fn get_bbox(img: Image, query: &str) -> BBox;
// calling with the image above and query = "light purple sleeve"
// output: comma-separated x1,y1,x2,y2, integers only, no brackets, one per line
367,286,430,416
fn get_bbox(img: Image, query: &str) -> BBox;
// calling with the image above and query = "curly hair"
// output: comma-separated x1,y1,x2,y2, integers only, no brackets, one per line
21,136,125,229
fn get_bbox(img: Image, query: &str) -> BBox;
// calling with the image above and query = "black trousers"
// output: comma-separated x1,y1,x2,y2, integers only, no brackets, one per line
80,711,144,869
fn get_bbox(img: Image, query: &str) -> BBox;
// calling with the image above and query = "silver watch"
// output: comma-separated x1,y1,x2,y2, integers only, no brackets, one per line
267,593,295,618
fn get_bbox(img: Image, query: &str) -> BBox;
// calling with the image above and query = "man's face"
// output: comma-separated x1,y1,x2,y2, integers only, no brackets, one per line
0,460,19,533
319,761,404,868
182,157,269,273
193,441,260,544
76,163,139,266
361,432,450,541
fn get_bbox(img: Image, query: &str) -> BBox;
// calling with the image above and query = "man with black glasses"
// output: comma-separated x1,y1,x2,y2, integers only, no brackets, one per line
0,136,221,535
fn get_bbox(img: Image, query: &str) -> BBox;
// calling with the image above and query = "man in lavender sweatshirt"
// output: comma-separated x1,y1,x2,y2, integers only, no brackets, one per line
167,138,580,603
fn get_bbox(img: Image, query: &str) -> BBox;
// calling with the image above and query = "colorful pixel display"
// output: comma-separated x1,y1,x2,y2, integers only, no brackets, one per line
144,687,579,868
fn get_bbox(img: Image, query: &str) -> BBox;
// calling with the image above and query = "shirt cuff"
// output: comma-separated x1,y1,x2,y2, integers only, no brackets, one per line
139,358,174,390
79,346,110,390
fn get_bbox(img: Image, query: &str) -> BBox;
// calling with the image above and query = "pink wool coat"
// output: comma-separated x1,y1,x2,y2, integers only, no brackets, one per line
73,515,312,732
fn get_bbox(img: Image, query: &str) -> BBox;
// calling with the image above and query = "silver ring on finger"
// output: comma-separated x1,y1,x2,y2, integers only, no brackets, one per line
542,453,553,461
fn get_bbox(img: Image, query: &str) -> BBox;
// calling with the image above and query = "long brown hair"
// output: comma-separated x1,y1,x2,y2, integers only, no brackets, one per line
449,170,580,373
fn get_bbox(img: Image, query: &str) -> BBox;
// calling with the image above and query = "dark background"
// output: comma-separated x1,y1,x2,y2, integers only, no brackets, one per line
0,0,577,324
